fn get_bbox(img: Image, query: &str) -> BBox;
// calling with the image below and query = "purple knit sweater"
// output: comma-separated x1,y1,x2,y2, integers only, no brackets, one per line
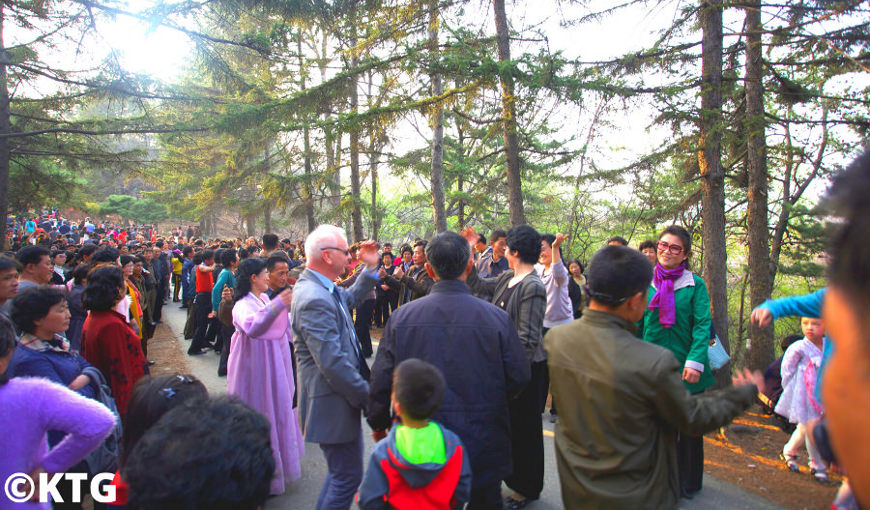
0,377,115,510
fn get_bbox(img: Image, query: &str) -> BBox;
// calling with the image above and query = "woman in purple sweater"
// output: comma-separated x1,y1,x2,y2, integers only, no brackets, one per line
0,316,115,510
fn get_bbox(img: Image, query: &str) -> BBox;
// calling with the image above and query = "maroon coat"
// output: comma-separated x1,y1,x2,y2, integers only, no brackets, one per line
81,310,147,417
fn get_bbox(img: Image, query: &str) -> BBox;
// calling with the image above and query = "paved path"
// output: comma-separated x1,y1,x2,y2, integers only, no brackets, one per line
161,302,784,510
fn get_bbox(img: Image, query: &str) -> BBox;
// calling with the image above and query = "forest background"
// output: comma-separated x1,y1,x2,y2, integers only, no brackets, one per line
1,0,867,380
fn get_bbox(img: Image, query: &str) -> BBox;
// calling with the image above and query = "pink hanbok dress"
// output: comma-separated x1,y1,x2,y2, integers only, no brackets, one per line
227,292,304,495
775,338,823,424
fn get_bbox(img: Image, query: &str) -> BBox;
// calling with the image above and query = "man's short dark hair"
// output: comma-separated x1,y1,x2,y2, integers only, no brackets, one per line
506,225,542,265
607,235,629,246
92,247,120,264
79,243,98,258
477,234,486,245
425,232,469,280
400,245,413,256
201,249,215,263
16,245,49,268
413,239,428,250
266,253,289,272
0,256,21,273
638,240,657,252
826,147,870,320
393,358,446,421
489,229,507,244
124,397,274,510
220,249,237,267
155,241,164,248
262,234,278,250
182,246,193,257
585,245,653,307
10,287,66,334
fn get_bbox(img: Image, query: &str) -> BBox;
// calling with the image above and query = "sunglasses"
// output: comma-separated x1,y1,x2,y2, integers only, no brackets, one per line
321,247,350,256
657,241,684,255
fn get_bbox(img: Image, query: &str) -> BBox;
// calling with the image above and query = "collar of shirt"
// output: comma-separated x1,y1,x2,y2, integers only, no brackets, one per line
308,268,336,293
19,332,70,353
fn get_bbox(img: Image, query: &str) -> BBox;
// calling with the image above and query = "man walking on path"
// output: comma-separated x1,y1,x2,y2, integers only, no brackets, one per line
367,231,530,510
290,225,382,510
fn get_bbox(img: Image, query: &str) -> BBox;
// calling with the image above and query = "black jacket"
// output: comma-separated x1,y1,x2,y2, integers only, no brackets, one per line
384,265,434,306
367,279,530,488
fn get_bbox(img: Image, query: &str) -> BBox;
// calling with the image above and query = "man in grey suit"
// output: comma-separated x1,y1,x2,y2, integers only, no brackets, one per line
290,224,382,510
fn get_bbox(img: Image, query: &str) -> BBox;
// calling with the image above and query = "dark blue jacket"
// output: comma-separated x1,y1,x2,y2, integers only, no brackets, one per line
181,259,195,300
367,279,530,488
8,341,97,446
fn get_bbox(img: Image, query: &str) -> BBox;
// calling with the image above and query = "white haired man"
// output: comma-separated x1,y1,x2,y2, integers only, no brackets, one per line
290,225,383,510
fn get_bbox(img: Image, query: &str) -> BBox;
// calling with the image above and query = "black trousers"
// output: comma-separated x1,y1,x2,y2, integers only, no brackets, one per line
677,430,704,494
189,292,217,353
468,482,503,510
354,299,375,357
172,273,181,301
504,360,547,500
540,327,558,416
373,294,390,327
153,278,166,322
217,323,234,376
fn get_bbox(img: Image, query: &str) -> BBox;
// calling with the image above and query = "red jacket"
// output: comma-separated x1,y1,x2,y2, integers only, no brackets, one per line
81,310,147,417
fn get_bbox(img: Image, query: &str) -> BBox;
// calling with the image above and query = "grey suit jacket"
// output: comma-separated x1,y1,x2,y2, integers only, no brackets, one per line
291,267,377,444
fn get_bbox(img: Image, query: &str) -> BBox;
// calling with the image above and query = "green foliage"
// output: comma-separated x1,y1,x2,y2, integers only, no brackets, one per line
98,195,168,223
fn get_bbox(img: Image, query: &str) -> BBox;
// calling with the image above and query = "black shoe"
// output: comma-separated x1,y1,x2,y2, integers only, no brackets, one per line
504,497,533,509
147,360,156,366
188,348,209,356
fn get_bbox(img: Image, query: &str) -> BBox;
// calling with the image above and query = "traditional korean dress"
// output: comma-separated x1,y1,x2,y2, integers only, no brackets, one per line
227,292,304,495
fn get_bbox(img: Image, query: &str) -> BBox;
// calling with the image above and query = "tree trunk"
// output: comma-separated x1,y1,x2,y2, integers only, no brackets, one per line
428,0,448,233
246,214,256,237
0,5,9,250
744,0,773,371
492,0,525,227
263,147,272,235
698,0,730,386
456,123,466,228
348,28,363,242
298,31,317,233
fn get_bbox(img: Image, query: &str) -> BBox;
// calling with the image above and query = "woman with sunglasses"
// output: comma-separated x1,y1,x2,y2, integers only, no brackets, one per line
640,224,714,500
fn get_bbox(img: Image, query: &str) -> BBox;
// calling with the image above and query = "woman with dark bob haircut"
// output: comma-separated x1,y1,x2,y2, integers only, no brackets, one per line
464,225,548,507
81,265,147,417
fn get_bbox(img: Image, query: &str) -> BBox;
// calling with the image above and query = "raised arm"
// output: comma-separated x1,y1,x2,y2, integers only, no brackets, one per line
233,290,291,340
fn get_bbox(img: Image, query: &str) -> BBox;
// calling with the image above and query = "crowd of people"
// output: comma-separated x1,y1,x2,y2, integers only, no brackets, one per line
2,147,870,510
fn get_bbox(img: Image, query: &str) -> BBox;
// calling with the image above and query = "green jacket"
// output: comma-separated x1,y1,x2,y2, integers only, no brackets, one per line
640,271,714,394
545,310,756,510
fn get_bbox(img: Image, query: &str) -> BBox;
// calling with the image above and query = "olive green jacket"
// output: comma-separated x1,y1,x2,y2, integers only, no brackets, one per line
545,310,755,509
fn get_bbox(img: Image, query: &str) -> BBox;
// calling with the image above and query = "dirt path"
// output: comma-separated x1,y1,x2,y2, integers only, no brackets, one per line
146,322,190,375
704,410,840,510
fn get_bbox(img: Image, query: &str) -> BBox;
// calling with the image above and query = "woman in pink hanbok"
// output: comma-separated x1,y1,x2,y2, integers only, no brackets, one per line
227,257,304,495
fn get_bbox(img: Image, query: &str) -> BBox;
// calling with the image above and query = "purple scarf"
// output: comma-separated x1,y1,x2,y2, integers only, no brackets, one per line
648,262,685,328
